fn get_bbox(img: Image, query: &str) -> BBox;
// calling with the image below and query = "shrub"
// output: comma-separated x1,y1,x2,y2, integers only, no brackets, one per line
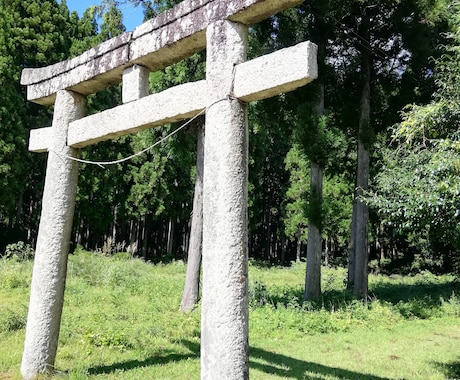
440,292,460,317
396,297,443,319
0,259,32,289
4,241,34,261
83,328,133,350
249,281,272,308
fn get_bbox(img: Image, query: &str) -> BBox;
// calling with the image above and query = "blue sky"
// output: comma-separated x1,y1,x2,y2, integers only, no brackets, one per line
64,1,145,31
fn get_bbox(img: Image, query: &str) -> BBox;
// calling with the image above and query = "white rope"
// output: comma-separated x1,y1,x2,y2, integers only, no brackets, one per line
50,96,236,169
50,107,207,169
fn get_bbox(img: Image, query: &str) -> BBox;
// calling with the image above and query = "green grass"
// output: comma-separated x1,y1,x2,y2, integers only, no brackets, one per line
0,252,459,379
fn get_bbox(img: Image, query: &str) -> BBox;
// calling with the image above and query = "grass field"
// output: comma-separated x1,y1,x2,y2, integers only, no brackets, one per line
0,250,459,379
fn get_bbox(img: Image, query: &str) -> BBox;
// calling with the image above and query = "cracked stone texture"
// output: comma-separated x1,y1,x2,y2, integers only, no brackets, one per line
122,64,150,103
29,42,317,152
21,0,303,105
201,20,249,380
21,90,86,380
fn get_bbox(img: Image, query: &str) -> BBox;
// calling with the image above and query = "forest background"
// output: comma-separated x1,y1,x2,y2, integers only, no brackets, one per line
0,0,459,293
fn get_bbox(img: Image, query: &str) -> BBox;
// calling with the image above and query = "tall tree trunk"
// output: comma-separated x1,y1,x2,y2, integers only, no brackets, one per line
141,216,148,259
353,141,370,298
347,202,357,289
181,123,204,311
349,10,371,299
15,189,24,226
167,218,175,256
112,205,117,244
304,161,323,300
304,41,325,300
280,238,286,265
296,239,302,263
264,191,273,263
324,238,329,267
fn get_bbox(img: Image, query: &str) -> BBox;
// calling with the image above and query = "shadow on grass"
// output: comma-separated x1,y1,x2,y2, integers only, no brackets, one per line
434,360,460,379
250,346,390,380
250,276,458,313
369,280,458,305
87,349,198,375
87,340,389,379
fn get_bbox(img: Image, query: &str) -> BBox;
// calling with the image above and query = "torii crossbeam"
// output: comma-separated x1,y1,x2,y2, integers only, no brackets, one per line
20,1,317,379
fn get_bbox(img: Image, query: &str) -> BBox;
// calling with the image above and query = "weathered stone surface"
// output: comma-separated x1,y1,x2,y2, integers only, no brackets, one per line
229,0,304,24
22,33,132,105
68,80,206,148
132,0,212,39
122,64,150,103
28,40,317,151
21,0,303,105
233,41,317,102
21,90,85,380
29,127,52,153
129,0,304,70
20,33,132,85
132,0,302,40
201,20,249,380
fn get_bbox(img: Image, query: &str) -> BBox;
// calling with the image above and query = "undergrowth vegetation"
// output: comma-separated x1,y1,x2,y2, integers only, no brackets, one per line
0,251,459,379
248,261,459,337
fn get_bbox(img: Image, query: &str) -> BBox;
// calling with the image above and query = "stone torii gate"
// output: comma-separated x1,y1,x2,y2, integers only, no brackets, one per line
20,0,317,379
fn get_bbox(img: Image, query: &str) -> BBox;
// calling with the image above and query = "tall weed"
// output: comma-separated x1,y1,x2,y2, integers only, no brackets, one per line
0,306,27,334
0,259,32,289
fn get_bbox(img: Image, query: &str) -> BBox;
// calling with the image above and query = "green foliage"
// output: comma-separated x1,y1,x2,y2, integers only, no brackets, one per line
366,2,460,273
2,0,72,66
99,4,125,40
0,254,459,379
367,138,460,238
396,297,444,319
284,145,309,242
68,6,99,57
0,0,442,267
0,0,80,229
247,96,294,260
321,174,353,247
397,100,460,143
0,0,457,270
0,7,27,219
284,145,353,247
295,105,346,169
83,328,133,350
68,1,126,55
3,241,34,261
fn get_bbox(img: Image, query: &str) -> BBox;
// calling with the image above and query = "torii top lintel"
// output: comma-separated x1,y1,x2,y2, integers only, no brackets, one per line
20,0,304,106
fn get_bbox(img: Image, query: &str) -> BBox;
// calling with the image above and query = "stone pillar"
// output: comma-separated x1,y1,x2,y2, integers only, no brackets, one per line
201,20,249,380
122,64,150,103
21,90,86,380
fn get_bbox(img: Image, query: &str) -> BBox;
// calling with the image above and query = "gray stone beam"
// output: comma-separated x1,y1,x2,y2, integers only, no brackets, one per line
129,0,305,71
69,80,207,148
22,33,132,106
29,127,52,153
234,41,317,102
28,41,317,152
20,0,303,105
